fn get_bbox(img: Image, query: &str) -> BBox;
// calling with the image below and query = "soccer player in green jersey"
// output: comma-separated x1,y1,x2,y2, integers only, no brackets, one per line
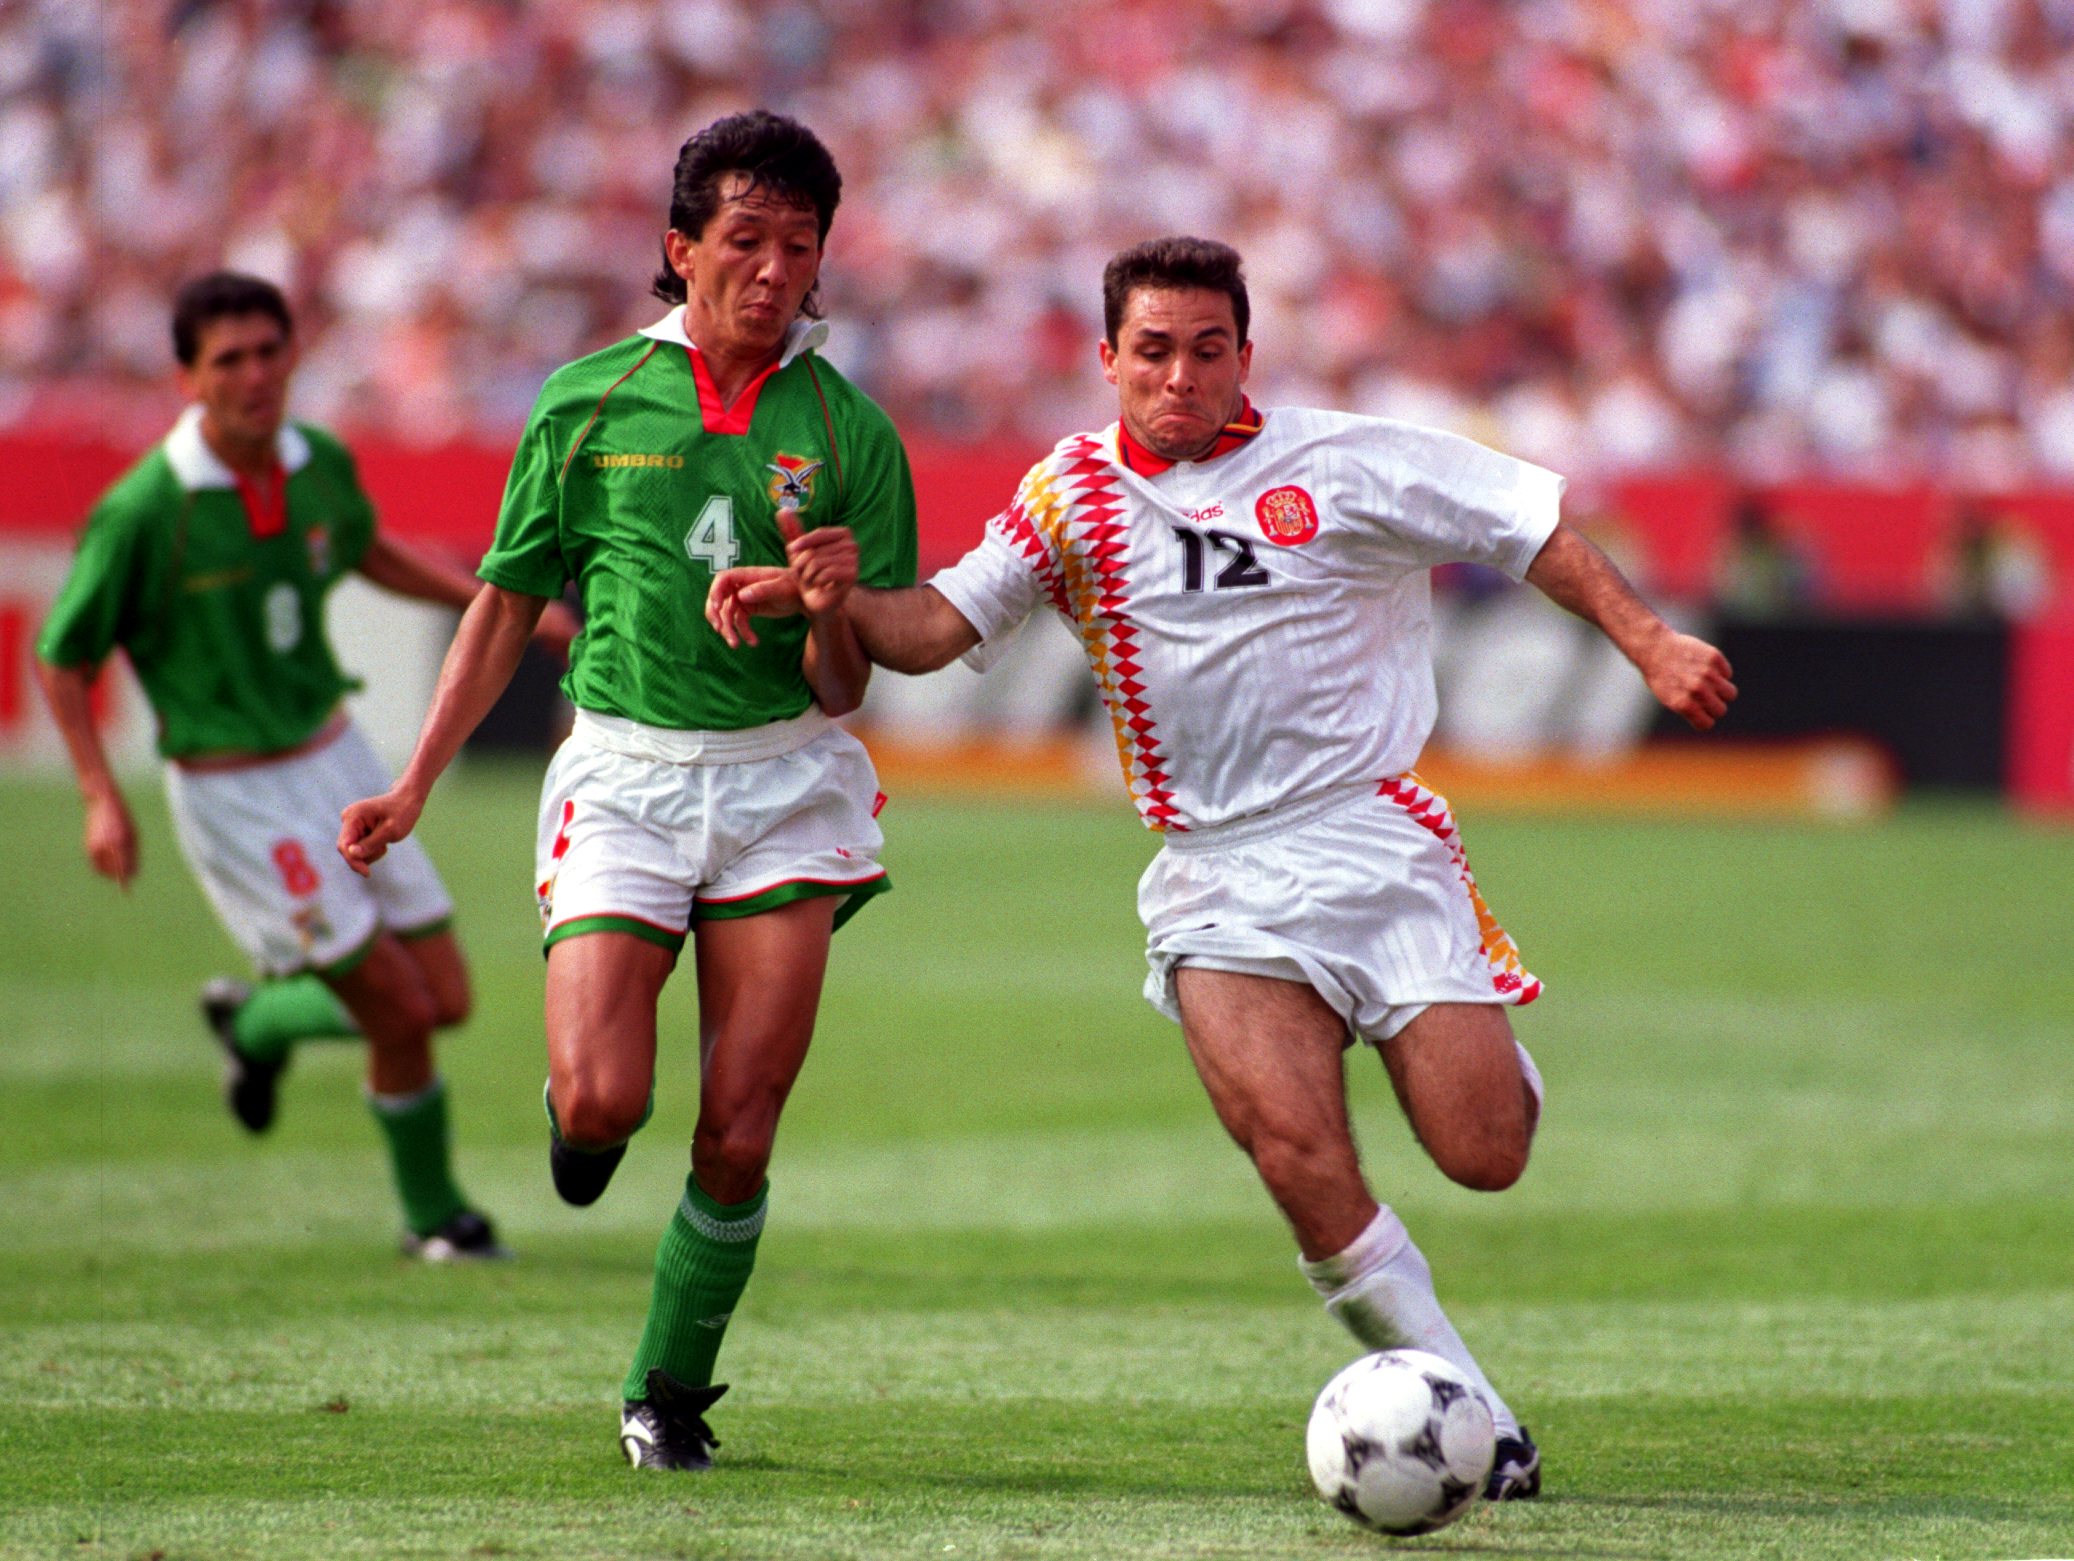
36,272,573,1259
339,111,918,1470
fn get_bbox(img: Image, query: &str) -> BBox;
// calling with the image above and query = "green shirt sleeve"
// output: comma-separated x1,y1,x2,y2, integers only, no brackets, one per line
838,398,919,591
36,491,154,669
478,396,570,597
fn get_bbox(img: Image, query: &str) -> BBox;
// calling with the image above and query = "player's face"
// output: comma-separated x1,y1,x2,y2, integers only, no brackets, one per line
180,313,294,455
1100,287,1252,462
669,175,824,363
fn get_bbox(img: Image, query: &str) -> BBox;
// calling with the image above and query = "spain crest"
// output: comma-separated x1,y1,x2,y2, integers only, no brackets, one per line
1255,485,1320,546
765,453,825,512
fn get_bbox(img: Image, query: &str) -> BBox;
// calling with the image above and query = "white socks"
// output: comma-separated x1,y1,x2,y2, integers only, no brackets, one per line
1299,1205,1519,1437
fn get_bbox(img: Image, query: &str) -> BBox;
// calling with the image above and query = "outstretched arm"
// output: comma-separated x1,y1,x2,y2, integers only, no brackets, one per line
707,567,979,676
357,534,579,660
1524,522,1738,731
848,585,982,674
337,584,547,875
35,659,138,888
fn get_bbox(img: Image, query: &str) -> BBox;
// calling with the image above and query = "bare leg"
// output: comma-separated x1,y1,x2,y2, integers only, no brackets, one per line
618,896,840,1416
1175,966,1522,1439
1378,1003,1536,1191
399,928,472,1030
689,896,837,1204
1174,966,1374,1261
326,932,439,1095
545,931,675,1147
325,930,477,1240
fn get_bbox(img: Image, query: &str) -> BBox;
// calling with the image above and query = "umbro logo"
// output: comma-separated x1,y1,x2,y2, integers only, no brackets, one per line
591,452,685,469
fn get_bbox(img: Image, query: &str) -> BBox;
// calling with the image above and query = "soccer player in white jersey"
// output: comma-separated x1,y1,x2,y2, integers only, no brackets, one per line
707,236,1737,1501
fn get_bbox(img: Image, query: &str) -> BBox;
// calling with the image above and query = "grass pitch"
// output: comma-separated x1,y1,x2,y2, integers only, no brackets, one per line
3,766,2071,1559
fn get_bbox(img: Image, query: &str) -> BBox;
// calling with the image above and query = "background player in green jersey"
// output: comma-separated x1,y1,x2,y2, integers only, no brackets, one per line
338,112,918,1469
36,272,574,1259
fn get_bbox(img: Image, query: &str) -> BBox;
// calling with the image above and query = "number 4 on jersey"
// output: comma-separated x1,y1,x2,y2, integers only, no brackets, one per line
684,495,740,572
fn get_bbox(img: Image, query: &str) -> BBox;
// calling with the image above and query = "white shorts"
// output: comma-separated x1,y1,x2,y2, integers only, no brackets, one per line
165,720,453,976
1140,774,1541,1044
534,709,890,957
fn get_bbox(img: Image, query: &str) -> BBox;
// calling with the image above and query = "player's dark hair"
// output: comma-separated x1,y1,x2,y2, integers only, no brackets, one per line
1102,237,1250,347
651,111,843,316
171,271,293,366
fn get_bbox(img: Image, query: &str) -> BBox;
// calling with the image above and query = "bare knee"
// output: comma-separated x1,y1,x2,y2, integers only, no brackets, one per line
692,1113,777,1205
1427,1120,1532,1192
429,979,471,1030
404,935,472,1028
357,981,438,1051
1381,1006,1536,1192
555,1076,649,1148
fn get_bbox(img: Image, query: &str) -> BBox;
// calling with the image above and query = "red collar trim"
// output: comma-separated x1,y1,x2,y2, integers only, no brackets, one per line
687,346,783,436
1117,399,1263,476
233,465,287,538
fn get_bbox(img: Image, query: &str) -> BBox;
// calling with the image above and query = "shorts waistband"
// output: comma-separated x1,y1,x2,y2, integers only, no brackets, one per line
1159,779,1378,853
572,706,834,765
170,709,350,772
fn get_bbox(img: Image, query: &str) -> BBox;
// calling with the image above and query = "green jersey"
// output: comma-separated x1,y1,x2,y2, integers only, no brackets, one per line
479,311,919,732
36,408,376,758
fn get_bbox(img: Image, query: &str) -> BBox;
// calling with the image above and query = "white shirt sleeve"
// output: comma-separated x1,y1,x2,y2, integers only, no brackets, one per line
926,526,1046,673
1354,418,1565,579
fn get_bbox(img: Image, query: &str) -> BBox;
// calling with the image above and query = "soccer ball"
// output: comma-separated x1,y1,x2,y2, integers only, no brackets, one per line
1305,1349,1496,1535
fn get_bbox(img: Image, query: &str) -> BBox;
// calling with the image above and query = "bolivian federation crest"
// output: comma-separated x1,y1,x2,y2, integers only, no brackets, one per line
766,453,825,512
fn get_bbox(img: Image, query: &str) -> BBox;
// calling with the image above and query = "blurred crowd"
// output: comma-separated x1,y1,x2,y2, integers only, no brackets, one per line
10,0,2074,484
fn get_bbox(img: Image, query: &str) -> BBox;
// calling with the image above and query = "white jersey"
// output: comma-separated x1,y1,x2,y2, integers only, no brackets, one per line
929,407,1564,832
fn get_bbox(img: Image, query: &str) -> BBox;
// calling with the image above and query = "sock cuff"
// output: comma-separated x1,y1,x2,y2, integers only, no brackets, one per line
678,1174,768,1242
1298,1205,1410,1297
367,1075,447,1117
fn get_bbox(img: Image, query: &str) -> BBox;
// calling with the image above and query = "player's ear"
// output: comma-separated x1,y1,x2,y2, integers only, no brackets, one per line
665,230,696,285
1098,338,1119,388
1237,340,1252,382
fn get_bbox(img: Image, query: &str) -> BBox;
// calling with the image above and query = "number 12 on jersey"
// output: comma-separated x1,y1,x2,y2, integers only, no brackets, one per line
684,495,741,572
1172,525,1269,592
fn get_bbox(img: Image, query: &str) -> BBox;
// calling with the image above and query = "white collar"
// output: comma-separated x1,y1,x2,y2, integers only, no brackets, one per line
162,404,312,491
638,305,829,366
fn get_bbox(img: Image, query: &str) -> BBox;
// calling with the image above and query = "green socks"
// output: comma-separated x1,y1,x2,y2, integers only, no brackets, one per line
368,1077,468,1236
233,975,358,1063
622,1176,768,1400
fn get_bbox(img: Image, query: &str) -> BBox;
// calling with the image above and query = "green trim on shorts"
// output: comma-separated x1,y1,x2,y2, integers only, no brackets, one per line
541,914,688,958
694,872,891,932
316,927,381,979
393,915,453,942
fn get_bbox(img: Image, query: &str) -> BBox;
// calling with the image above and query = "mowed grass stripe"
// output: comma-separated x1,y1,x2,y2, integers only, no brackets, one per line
10,1289,2074,1418
6,1395,2072,1561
